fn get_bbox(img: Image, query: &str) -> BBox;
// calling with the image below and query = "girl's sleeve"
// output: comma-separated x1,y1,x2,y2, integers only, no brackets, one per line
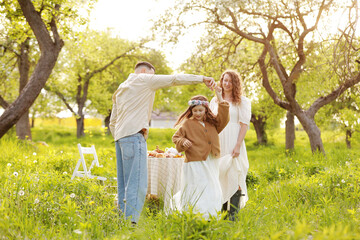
172,125,189,153
209,97,218,115
238,97,251,126
215,101,230,133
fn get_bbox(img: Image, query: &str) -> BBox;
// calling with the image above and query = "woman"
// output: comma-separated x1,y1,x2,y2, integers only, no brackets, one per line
210,70,251,221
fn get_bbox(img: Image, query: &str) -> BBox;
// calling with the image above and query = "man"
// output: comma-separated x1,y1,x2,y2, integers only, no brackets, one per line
109,61,216,224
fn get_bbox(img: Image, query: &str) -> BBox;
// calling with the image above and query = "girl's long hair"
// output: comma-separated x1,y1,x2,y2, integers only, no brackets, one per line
220,70,243,104
174,95,218,127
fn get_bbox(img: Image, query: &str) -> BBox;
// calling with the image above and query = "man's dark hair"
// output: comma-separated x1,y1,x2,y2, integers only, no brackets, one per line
135,61,156,72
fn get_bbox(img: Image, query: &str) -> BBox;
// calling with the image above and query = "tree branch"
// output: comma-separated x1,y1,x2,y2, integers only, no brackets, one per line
44,85,77,116
258,47,291,110
18,0,60,51
286,0,333,89
49,4,62,46
213,7,265,44
307,72,360,118
89,50,135,78
0,95,10,109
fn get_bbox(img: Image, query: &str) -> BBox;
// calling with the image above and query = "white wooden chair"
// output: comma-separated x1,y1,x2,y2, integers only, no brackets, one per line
71,143,107,181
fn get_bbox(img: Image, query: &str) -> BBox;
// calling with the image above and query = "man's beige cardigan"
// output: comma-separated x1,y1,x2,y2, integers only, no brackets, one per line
172,101,229,162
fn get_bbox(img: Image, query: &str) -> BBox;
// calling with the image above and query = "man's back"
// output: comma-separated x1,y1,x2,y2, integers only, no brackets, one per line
109,73,204,141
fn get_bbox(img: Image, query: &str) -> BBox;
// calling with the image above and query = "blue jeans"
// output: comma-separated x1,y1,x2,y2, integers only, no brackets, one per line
115,133,147,223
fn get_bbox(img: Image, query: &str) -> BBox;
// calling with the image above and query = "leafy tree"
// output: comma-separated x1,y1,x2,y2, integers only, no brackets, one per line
0,0,95,139
155,0,360,153
47,30,172,138
46,29,142,138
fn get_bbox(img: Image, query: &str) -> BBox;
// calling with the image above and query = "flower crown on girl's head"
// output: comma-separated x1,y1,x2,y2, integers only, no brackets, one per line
188,99,209,107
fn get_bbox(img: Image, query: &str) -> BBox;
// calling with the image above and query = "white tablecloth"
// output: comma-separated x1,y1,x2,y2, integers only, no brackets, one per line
147,157,184,208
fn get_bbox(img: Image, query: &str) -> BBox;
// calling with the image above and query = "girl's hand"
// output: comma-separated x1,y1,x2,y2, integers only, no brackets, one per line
232,144,241,157
183,139,192,148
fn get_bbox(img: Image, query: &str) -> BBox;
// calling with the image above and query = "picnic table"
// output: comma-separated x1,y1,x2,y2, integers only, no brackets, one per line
147,157,184,208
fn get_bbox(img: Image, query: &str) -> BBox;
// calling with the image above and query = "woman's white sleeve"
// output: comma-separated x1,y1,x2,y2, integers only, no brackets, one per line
238,97,251,125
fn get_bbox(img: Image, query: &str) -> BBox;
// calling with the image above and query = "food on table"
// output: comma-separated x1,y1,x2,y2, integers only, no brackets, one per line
155,153,165,158
164,153,175,158
147,151,157,157
147,146,183,158
154,145,164,153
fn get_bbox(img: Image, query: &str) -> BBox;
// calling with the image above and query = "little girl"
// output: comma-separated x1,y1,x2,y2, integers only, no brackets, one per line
170,87,229,218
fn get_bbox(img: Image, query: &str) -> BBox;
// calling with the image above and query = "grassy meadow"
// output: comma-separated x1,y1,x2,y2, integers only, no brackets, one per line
0,125,360,239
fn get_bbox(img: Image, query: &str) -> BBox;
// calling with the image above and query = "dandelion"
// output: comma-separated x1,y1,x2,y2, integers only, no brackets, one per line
70,193,76,198
89,201,95,206
341,179,346,183
7,163,11,167
18,190,24,196
13,172,18,177
73,229,82,234
34,198,40,204
33,152,37,156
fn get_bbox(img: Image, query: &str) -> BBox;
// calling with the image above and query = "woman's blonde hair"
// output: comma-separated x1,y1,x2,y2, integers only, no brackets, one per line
220,70,243,104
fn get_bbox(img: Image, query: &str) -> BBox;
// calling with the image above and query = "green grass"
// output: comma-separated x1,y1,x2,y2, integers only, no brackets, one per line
1,126,360,239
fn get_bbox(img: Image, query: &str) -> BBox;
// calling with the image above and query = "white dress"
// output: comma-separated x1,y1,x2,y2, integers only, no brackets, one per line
210,96,251,208
168,122,223,219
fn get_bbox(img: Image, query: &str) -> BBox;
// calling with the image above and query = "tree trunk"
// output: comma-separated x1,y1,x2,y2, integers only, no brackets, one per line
345,129,352,149
285,111,295,150
0,0,64,138
251,114,268,145
16,111,32,139
16,38,32,140
76,116,85,138
31,116,35,128
296,112,324,153
104,111,111,135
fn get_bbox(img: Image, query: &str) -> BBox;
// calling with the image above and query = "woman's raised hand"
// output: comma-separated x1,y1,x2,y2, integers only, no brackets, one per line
215,85,224,102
